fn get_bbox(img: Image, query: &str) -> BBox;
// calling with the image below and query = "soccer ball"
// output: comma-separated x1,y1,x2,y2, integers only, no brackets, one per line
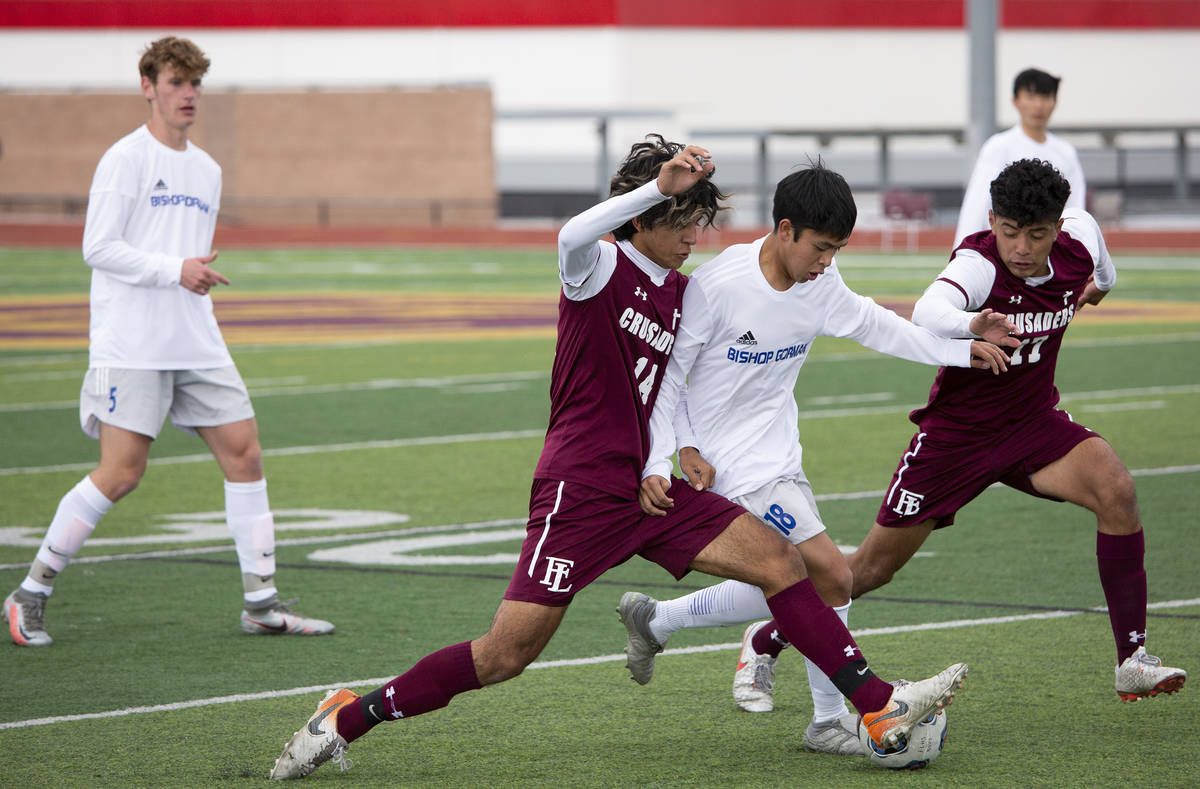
857,710,948,770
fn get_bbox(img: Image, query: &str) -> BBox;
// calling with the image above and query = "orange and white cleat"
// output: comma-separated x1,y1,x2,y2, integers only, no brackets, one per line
732,620,777,712
861,663,967,750
1115,647,1186,701
270,688,358,780
4,588,53,647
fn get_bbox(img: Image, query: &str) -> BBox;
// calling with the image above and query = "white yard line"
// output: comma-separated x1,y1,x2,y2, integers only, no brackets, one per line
1,464,1195,571
2,597,1195,731
0,429,548,477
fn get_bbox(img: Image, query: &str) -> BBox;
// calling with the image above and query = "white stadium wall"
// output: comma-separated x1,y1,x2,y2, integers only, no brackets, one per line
2,1,1198,226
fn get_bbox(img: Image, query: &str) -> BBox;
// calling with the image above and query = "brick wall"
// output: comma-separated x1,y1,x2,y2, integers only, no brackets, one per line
0,86,496,226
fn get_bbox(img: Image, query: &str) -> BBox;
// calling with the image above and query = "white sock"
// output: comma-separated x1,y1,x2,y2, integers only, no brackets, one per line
23,475,112,596
807,600,852,722
649,580,772,644
225,479,278,603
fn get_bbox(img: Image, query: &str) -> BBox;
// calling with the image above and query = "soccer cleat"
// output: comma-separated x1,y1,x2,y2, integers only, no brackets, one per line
803,712,866,756
242,597,334,636
269,688,358,780
733,620,777,712
861,663,967,750
616,592,662,685
4,588,53,647
1115,647,1186,701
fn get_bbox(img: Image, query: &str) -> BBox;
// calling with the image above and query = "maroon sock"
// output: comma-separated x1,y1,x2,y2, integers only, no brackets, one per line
337,641,481,743
766,579,892,714
749,619,790,658
1097,530,1147,664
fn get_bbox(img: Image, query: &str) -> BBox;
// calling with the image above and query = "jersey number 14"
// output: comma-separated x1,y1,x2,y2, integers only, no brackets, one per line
633,357,659,404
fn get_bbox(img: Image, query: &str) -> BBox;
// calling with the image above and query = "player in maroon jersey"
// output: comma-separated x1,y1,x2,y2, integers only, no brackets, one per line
849,158,1186,701
269,136,968,780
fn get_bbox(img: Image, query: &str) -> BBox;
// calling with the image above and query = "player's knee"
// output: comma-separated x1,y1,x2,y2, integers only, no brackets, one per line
761,542,809,592
1096,468,1139,521
848,554,894,598
226,443,264,479
810,559,853,606
95,466,144,501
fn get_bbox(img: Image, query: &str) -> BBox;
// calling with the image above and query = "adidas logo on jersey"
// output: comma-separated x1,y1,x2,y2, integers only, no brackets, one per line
735,330,757,346
153,179,168,191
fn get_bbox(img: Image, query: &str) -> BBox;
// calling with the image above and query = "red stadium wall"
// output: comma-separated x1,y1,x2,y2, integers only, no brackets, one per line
3,0,1198,29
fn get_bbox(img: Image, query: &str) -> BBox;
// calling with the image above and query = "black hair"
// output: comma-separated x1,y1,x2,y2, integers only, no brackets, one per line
1012,68,1060,98
609,134,728,242
771,159,857,241
989,158,1071,227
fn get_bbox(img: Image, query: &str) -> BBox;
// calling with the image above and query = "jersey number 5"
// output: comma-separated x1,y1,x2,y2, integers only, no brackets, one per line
633,357,659,404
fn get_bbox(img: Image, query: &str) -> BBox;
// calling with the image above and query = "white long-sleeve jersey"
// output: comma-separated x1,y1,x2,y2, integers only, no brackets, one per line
642,237,975,500
954,125,1087,247
83,125,231,369
916,208,1115,337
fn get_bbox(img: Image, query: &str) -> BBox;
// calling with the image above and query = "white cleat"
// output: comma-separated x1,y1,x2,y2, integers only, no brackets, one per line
617,592,662,685
4,588,53,647
242,597,334,636
1116,647,1186,701
270,688,358,780
733,621,777,713
860,663,967,750
803,712,866,756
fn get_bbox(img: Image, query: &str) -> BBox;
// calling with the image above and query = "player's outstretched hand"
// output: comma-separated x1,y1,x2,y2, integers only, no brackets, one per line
180,251,229,295
656,145,714,197
969,340,1010,375
969,308,1019,350
638,475,674,516
678,446,716,491
1075,274,1109,310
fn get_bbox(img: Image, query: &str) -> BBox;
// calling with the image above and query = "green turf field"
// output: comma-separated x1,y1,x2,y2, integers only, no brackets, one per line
1,245,1197,787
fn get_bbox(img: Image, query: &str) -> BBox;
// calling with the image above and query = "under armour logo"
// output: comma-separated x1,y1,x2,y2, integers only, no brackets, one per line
385,686,403,718
892,488,925,517
539,556,575,593
770,627,788,647
844,644,859,658
1128,630,1146,644
634,287,648,301
1009,295,1022,304
1063,290,1074,306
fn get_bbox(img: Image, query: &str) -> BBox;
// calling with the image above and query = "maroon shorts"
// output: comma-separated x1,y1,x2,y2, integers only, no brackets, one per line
876,409,1099,529
504,477,745,606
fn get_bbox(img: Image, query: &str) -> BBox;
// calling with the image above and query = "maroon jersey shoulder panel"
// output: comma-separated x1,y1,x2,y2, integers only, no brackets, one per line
534,246,687,499
913,230,1095,429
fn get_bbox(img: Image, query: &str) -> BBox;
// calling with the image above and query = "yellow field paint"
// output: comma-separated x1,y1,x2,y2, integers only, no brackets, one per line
1,292,1197,350
0,291,559,349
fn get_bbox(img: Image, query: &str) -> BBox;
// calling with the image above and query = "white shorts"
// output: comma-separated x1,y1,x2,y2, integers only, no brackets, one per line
732,476,826,546
79,366,255,440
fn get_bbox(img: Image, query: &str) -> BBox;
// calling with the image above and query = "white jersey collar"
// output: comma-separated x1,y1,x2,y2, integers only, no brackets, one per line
616,238,673,286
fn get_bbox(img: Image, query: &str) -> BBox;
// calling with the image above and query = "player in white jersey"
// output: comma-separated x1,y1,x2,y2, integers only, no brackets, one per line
3,36,332,647
954,68,1087,246
617,162,1015,755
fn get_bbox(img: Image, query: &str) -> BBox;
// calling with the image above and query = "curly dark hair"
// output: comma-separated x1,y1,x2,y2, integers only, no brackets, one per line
989,158,1071,227
609,134,729,242
772,159,857,241
139,36,210,83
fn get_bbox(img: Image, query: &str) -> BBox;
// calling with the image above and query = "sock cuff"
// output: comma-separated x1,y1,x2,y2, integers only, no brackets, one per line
1097,529,1144,560
224,478,268,494
766,577,819,607
450,641,483,692
77,475,114,514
